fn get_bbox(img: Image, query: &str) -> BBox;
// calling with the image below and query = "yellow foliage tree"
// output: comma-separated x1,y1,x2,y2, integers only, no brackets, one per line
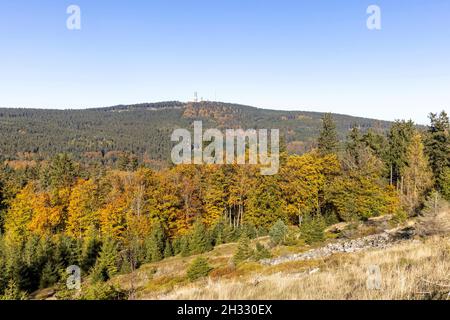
66,179,101,239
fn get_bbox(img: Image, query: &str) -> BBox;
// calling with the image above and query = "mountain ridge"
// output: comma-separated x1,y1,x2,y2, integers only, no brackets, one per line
0,101,393,165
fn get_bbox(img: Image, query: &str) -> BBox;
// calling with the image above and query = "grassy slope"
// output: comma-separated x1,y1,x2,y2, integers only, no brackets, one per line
111,217,450,300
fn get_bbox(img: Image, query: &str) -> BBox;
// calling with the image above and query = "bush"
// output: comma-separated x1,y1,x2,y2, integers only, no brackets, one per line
187,257,212,281
0,280,28,300
79,282,126,300
299,215,326,245
269,220,288,245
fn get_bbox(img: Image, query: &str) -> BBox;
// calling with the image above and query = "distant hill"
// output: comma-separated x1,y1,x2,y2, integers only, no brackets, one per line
0,101,392,166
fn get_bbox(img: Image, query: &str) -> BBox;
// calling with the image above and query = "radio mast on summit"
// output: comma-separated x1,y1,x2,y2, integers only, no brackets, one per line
194,92,198,103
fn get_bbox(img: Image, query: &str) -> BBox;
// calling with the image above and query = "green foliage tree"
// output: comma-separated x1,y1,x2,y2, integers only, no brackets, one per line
48,153,77,189
425,111,450,193
187,257,212,281
91,238,119,283
269,219,288,246
253,242,272,261
386,120,415,186
188,220,212,255
299,215,326,245
318,113,339,155
145,223,166,263
233,234,253,264
163,240,173,258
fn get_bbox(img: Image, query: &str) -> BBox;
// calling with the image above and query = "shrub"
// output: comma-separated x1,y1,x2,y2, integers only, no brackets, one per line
269,219,288,245
187,257,212,281
80,282,126,300
0,280,28,300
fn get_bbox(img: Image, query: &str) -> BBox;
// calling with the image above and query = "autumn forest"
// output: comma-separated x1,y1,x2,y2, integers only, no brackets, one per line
0,110,449,300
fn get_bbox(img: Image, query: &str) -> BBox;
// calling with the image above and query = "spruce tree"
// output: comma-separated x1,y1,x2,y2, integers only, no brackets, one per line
233,234,253,264
425,111,450,193
187,257,212,281
91,238,119,283
318,113,339,155
163,240,173,258
386,120,415,186
269,219,288,246
253,242,272,261
145,223,166,262
189,220,212,254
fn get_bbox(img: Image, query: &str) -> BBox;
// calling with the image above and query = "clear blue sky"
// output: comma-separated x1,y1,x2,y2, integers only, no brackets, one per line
0,0,449,124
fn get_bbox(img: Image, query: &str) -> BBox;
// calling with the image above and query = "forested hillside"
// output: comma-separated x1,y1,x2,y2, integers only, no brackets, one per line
0,110,447,300
0,101,392,166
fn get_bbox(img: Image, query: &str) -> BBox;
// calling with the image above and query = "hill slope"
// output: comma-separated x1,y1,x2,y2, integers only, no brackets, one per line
0,101,392,164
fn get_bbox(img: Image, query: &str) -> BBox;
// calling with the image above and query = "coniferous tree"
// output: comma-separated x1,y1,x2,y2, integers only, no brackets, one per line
386,120,415,186
91,238,119,283
425,111,450,193
233,234,253,264
145,223,166,262
189,220,212,254
318,113,339,155
253,242,271,261
163,240,173,258
186,257,212,281
48,153,77,189
269,219,288,246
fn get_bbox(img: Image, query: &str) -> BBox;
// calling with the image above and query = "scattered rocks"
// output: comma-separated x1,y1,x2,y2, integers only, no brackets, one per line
261,232,396,266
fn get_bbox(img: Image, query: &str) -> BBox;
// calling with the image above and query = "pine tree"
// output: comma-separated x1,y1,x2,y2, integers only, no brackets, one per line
91,238,119,283
253,242,271,261
346,125,365,166
117,153,130,171
180,236,190,257
48,153,77,189
233,234,253,264
186,257,212,281
80,230,102,272
188,220,212,255
318,113,339,155
145,224,166,263
299,215,326,245
163,240,173,258
269,219,288,246
386,120,415,186
425,111,450,192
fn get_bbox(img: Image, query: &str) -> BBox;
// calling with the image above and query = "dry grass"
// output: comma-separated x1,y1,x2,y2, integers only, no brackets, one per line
111,208,450,300
143,236,450,300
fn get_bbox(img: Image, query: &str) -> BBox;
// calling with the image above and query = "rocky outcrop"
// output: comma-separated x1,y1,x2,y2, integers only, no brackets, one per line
261,232,398,266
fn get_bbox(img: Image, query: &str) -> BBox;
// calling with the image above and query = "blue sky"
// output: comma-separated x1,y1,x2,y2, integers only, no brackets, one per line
0,0,449,124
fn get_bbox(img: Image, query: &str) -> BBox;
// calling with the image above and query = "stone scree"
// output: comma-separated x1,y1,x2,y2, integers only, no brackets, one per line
260,232,396,266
